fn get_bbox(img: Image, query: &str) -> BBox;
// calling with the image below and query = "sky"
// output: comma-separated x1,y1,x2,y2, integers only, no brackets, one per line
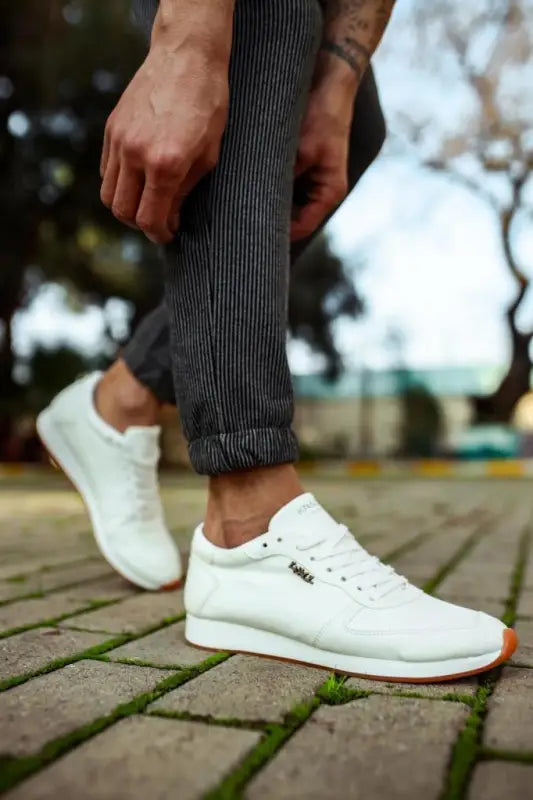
13,0,533,377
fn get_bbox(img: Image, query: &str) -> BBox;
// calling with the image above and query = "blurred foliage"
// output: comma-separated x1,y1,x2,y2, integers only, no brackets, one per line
0,0,362,458
397,383,444,458
389,0,533,423
289,234,363,381
0,1,164,412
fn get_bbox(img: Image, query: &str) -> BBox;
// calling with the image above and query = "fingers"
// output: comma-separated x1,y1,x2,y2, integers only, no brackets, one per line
100,146,120,211
136,171,182,244
100,130,219,243
100,120,111,179
111,164,145,229
291,173,348,242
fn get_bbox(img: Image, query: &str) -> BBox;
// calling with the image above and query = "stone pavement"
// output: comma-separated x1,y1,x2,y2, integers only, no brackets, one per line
0,471,532,799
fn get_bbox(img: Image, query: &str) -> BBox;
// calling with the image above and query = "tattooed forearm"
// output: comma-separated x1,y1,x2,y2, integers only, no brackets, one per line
321,0,395,79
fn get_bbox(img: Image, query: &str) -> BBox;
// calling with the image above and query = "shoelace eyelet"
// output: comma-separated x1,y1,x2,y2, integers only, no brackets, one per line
262,543,268,548
341,577,346,582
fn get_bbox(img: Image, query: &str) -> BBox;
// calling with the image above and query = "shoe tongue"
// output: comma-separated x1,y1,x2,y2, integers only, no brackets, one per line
268,493,338,537
123,426,161,464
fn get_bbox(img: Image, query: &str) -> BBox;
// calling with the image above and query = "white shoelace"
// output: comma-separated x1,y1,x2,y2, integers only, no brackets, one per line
296,524,408,600
130,461,163,523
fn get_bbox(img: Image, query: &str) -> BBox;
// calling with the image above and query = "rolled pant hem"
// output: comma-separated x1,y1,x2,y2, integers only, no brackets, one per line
188,427,299,476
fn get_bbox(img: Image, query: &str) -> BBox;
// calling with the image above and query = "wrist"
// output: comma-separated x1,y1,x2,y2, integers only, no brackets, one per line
151,0,234,65
313,47,364,95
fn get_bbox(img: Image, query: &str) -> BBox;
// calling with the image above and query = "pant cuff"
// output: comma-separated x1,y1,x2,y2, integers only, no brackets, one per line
188,427,299,475
121,345,175,406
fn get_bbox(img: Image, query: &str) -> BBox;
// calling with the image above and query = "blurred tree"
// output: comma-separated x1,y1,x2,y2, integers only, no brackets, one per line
383,0,533,423
397,382,444,458
289,233,364,381
0,1,164,411
0,0,363,459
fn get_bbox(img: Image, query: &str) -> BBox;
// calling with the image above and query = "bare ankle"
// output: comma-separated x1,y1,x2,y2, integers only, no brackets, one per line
95,359,160,433
203,464,303,548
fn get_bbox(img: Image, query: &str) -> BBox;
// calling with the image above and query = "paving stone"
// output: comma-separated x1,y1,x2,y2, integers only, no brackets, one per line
0,660,168,756
0,627,106,682
60,591,184,634
5,715,259,800
484,667,533,750
0,555,93,582
246,695,469,799
108,621,211,667
468,762,533,800
0,561,112,602
517,589,533,618
0,592,105,634
60,575,139,602
150,654,327,722
434,594,506,618
436,574,510,599
511,620,533,667
346,674,478,698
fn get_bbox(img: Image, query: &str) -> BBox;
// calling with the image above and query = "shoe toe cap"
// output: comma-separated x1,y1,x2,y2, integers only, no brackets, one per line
110,534,183,591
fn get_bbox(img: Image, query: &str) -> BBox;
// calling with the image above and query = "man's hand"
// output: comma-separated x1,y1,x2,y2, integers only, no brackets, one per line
291,56,356,242
100,1,233,243
292,0,395,241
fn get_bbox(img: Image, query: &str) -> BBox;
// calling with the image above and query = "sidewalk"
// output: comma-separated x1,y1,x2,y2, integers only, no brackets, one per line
0,473,532,799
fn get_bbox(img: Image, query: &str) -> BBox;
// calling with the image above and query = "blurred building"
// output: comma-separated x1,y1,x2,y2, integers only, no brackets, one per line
161,365,518,465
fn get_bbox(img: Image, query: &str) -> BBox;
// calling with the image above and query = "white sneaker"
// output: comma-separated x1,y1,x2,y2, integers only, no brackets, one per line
37,372,182,591
185,493,517,682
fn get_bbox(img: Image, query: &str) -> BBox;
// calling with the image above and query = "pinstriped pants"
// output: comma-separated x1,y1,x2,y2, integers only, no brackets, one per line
124,0,386,475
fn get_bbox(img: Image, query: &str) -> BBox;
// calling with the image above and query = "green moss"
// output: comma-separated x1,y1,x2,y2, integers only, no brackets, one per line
440,680,496,800
501,528,530,627
0,650,230,793
0,613,186,691
423,524,487,595
0,597,125,641
480,747,533,764
384,529,432,563
205,698,320,800
0,634,131,692
440,528,531,800
147,708,265,731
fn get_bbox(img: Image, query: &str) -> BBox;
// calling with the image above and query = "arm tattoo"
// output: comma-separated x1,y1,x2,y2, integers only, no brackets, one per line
321,0,395,77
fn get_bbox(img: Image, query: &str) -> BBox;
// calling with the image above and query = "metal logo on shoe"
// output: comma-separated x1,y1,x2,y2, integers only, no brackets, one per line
289,560,314,584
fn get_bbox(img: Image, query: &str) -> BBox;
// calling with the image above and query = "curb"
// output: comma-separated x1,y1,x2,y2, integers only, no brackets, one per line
1,459,532,481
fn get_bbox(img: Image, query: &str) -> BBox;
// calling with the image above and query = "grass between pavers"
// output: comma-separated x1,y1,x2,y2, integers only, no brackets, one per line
147,707,266,732
0,570,118,608
0,613,186,692
0,650,231,793
204,670,478,800
422,520,490,596
1,556,101,586
0,596,129,641
203,695,322,800
440,524,532,800
480,747,533,764
380,527,434,563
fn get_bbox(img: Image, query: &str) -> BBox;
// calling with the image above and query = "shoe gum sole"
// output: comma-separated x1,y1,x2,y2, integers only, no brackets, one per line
186,627,518,684
37,413,182,593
